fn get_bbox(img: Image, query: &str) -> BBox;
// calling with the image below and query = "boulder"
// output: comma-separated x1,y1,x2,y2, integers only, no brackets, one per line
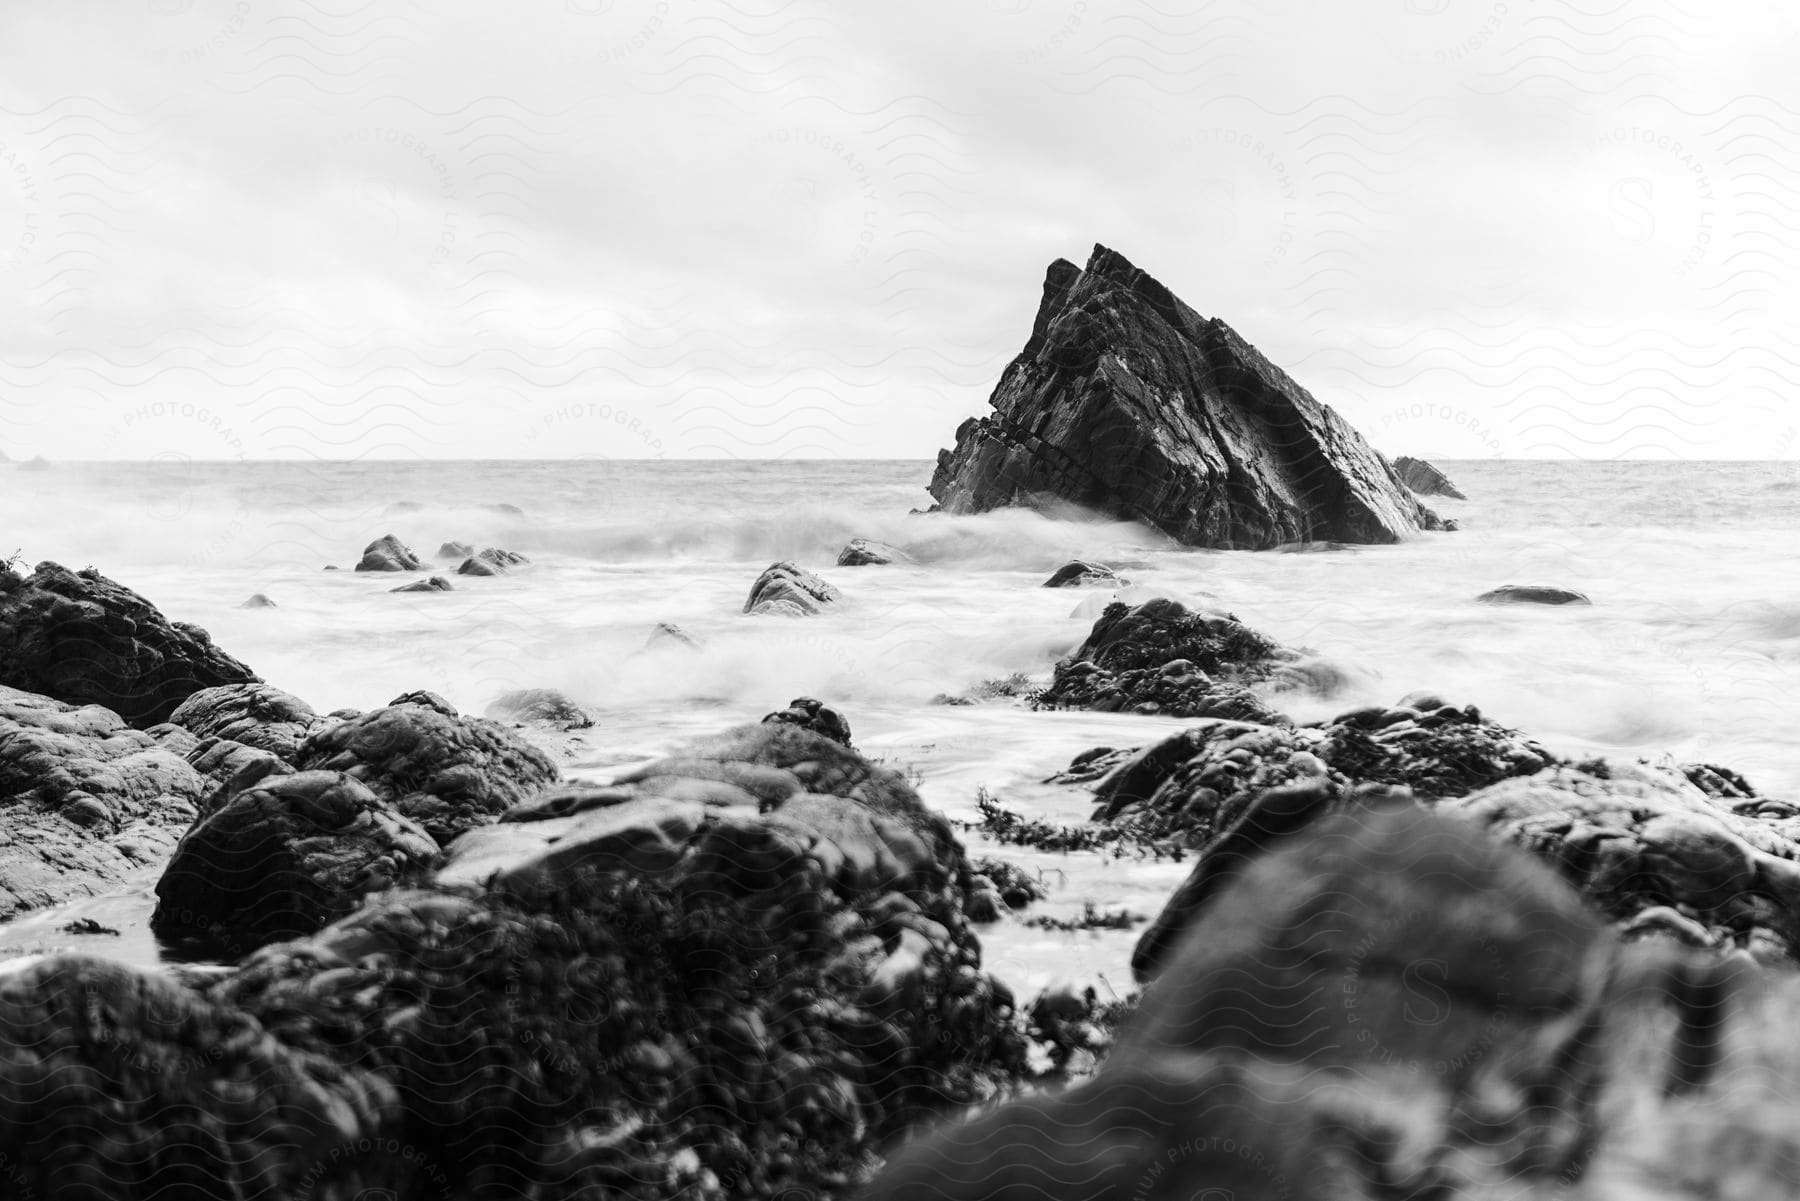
760,696,853,747
927,244,1449,548
1031,598,1296,722
837,538,914,567
1393,454,1468,499
169,682,324,764
438,540,474,560
152,769,440,955
238,593,277,609
0,561,260,727
354,534,422,572
1041,559,1123,588
743,561,841,616
1477,585,1592,606
293,697,559,845
644,621,702,651
391,575,454,593
457,547,529,577
0,684,211,918
483,688,593,730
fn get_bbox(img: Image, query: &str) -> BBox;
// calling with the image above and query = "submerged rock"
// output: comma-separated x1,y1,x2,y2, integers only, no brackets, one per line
837,538,914,567
457,547,530,577
293,696,559,845
927,244,1449,548
1041,560,1123,588
391,575,454,593
1393,454,1468,499
238,593,277,609
0,561,260,727
438,540,474,560
169,682,324,764
152,769,440,955
0,685,211,918
1032,598,1296,722
354,534,423,572
1477,584,1592,606
484,688,594,730
760,697,853,747
743,561,841,616
644,621,703,651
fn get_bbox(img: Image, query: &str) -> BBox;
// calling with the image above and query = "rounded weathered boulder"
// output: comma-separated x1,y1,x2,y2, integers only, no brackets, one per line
354,534,423,572
1042,559,1122,588
743,561,841,616
0,560,260,727
437,540,473,560
152,769,440,955
484,688,593,730
1477,585,1592,606
293,697,559,844
457,547,529,577
169,682,324,764
760,696,852,747
391,575,453,593
837,538,914,567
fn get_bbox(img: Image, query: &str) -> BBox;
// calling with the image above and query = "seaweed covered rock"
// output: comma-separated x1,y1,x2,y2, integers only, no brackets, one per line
927,244,1449,548
169,681,324,764
0,684,212,917
458,547,530,577
355,534,423,572
152,769,441,955
0,560,260,727
837,538,914,567
294,696,559,844
761,696,853,747
1441,762,1800,962
485,688,594,730
1041,560,1122,588
0,955,397,1200
743,561,841,616
1032,598,1296,721
1393,454,1467,499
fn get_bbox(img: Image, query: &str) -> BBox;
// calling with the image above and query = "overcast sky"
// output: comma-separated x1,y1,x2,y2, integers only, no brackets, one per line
3,1,1797,461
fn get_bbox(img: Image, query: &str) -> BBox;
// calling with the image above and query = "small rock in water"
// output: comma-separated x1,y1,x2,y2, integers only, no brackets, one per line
59,918,120,936
1393,454,1468,500
457,547,529,577
743,561,841,616
836,538,914,567
485,688,594,730
1042,560,1123,588
238,593,277,609
761,697,853,747
1476,585,1592,606
644,621,702,651
354,534,423,572
390,576,453,593
437,540,473,560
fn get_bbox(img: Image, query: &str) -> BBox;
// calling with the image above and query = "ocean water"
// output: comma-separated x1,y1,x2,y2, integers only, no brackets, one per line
5,457,1800,993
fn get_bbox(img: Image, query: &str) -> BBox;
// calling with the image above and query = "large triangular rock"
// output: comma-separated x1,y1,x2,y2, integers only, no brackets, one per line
928,244,1450,548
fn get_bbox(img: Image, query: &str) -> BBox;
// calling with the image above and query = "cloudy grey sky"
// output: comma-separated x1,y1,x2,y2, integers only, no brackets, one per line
2,0,1796,460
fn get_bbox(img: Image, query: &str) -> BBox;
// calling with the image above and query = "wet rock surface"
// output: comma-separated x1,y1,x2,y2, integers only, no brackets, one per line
293,695,559,844
1393,454,1468,499
0,560,260,727
485,688,594,730
1031,598,1297,722
355,534,423,572
151,768,440,955
1477,584,1592,605
392,575,455,593
837,538,914,567
0,722,1026,1199
761,696,853,747
743,561,842,616
169,681,325,764
458,547,530,576
1041,559,1123,588
927,243,1449,548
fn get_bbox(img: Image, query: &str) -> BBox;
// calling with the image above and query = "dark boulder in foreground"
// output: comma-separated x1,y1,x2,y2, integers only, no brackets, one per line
151,769,440,956
0,685,210,918
354,534,423,572
743,561,841,616
484,687,593,730
391,575,454,593
0,560,260,728
761,696,853,746
927,244,1449,548
867,803,1746,1201
457,547,529,577
1478,584,1592,605
1393,454,1468,499
169,682,324,764
1042,559,1123,588
0,722,1025,1198
837,537,914,567
1032,598,1296,722
293,695,558,845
